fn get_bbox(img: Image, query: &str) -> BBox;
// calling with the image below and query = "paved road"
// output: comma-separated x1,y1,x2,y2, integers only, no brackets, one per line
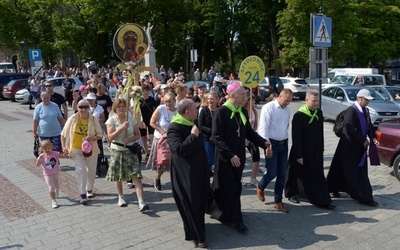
0,98,399,249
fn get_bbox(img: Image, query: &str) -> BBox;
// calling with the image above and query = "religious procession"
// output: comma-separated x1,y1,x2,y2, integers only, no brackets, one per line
27,23,381,249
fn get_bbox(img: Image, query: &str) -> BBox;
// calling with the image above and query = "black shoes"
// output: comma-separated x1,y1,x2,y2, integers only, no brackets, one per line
360,200,379,207
235,221,249,233
320,204,336,210
288,197,300,203
154,178,162,191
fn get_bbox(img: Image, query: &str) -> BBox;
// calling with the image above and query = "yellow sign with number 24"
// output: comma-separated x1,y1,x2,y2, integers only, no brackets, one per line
238,56,265,88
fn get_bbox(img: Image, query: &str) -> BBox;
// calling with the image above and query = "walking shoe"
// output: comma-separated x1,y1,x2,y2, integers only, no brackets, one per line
288,196,300,203
154,178,162,191
259,166,267,174
249,178,258,187
127,182,135,189
330,191,341,198
118,198,127,207
256,184,265,202
51,200,59,209
241,179,247,186
87,190,95,198
80,194,87,205
274,202,289,213
139,203,149,212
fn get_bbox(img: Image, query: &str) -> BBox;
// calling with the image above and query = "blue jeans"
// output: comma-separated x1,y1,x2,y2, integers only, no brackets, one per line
258,140,288,203
204,140,215,170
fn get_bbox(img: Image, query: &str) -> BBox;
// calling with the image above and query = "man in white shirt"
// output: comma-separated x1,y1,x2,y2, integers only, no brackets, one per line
256,89,293,213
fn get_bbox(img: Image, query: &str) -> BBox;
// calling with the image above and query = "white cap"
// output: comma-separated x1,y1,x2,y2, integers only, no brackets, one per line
357,89,374,100
85,93,97,100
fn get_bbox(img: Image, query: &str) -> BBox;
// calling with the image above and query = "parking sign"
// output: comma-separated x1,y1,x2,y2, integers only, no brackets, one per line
29,49,42,61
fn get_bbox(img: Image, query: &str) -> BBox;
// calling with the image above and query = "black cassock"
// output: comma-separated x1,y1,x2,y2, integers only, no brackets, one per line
210,106,266,224
167,122,209,243
284,108,332,207
327,106,374,203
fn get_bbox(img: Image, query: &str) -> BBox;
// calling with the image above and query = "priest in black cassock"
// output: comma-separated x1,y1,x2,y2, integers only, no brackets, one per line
210,83,271,233
326,89,380,207
284,89,333,209
167,99,209,248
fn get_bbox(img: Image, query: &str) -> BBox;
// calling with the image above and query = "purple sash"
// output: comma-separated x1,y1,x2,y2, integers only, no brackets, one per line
353,104,380,166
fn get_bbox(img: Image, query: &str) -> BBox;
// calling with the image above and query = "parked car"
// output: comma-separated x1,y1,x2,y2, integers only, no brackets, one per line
387,80,400,86
370,86,400,108
2,79,29,101
306,78,329,90
376,118,400,181
321,86,400,126
0,73,31,99
329,74,386,86
44,77,83,97
279,77,308,100
0,62,16,73
184,80,211,92
15,88,34,104
259,76,284,101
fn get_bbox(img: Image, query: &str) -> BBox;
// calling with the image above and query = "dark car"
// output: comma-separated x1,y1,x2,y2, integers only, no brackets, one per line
2,79,30,101
259,76,284,101
376,118,400,181
0,73,31,99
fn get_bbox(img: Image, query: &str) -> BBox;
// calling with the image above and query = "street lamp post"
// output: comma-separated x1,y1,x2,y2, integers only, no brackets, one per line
185,36,194,80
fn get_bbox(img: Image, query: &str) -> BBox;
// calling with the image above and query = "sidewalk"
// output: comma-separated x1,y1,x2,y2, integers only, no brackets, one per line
1,100,400,249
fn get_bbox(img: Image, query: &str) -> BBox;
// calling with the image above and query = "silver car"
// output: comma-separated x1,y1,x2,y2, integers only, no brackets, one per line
321,86,400,126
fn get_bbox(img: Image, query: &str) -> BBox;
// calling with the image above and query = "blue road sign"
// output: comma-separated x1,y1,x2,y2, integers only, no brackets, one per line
313,15,332,47
29,49,42,61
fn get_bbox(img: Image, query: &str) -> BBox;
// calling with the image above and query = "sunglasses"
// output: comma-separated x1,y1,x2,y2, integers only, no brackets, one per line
45,85,53,88
78,106,90,110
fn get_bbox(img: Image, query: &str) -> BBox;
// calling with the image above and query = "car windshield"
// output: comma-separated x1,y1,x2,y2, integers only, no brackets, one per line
345,88,385,101
330,75,355,85
385,87,400,99
7,80,17,86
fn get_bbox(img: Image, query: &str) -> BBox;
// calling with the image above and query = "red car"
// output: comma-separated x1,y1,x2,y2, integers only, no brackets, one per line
376,118,400,181
2,78,29,101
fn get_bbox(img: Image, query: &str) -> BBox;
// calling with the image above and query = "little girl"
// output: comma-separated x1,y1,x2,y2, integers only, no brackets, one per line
35,140,68,209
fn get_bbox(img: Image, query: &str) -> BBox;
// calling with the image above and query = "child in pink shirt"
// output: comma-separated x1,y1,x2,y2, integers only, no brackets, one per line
35,140,68,209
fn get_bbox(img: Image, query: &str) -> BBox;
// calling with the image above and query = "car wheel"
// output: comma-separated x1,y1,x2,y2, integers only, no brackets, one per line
393,154,400,182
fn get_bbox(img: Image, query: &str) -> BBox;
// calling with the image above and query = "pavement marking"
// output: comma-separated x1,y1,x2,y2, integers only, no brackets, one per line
0,113,20,121
12,111,33,119
0,173,46,221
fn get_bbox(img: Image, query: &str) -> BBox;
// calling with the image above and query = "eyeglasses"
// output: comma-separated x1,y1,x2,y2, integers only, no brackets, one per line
45,85,53,88
78,106,90,110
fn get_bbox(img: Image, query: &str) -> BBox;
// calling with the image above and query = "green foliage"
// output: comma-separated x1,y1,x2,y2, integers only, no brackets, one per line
0,0,398,74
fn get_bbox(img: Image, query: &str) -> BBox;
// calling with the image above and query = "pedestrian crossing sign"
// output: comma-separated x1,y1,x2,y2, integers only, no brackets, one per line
312,15,332,47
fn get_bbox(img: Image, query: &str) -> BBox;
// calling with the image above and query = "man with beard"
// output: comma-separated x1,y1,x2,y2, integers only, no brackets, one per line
284,89,334,209
210,83,271,233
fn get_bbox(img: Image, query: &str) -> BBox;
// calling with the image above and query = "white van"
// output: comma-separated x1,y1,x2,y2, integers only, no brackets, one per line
0,62,16,73
328,68,378,80
329,74,386,87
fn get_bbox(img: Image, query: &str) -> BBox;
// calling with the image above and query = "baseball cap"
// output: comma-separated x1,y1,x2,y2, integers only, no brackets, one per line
160,84,169,90
357,89,374,100
198,83,207,88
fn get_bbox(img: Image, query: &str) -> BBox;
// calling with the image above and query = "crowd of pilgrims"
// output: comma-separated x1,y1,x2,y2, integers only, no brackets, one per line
32,64,378,248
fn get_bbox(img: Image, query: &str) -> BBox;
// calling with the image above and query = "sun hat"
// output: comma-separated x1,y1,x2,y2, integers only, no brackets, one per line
85,93,97,100
357,89,374,100
79,85,89,91
160,84,169,90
